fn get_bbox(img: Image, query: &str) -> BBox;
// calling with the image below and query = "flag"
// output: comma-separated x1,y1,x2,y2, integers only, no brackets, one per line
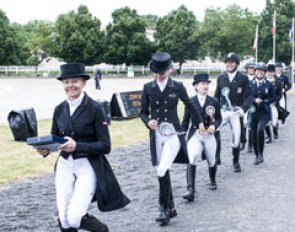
289,18,294,43
252,25,258,51
272,11,276,36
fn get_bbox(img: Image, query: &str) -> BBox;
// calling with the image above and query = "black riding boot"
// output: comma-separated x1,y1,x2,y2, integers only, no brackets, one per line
240,118,247,151
58,219,78,232
182,164,196,201
208,165,217,190
265,126,272,144
273,125,279,139
252,129,260,164
169,179,177,218
257,130,265,164
156,171,171,226
247,130,253,152
80,214,109,232
232,148,241,172
215,131,221,165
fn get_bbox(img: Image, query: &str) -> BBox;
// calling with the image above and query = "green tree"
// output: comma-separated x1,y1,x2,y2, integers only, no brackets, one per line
105,7,156,65
0,9,29,65
154,5,199,69
53,5,105,65
195,5,258,60
191,8,224,60
258,0,295,64
141,14,159,29
22,20,55,58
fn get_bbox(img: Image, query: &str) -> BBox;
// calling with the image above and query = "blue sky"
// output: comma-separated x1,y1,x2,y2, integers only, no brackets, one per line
0,0,265,27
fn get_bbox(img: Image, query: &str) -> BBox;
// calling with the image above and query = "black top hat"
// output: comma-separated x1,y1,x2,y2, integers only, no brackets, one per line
192,73,211,85
267,64,275,72
150,52,172,73
57,63,90,81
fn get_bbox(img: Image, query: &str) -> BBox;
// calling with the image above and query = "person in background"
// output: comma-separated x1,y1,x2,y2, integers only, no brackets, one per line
275,62,291,110
245,62,256,81
265,64,282,143
214,53,252,172
37,63,130,232
244,61,256,152
94,68,102,90
249,62,275,165
140,52,204,226
182,74,222,202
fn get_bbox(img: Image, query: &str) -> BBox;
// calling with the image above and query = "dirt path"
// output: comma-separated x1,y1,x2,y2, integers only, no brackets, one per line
0,95,294,232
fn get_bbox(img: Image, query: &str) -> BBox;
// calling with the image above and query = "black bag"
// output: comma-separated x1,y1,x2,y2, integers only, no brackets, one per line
7,108,38,141
98,100,111,125
277,105,290,124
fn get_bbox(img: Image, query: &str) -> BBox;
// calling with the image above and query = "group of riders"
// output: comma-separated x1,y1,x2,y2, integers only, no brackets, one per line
140,52,291,226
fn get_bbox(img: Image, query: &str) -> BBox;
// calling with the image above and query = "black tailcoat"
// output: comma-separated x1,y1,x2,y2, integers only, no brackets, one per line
269,78,282,105
140,77,203,166
214,71,252,112
182,95,222,140
275,73,291,109
249,79,275,122
275,73,291,93
51,93,130,212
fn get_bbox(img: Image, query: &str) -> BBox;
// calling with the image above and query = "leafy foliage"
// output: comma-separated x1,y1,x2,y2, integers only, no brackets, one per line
0,10,30,65
154,5,199,68
141,14,159,28
105,7,156,65
52,5,105,65
258,0,295,64
195,5,258,60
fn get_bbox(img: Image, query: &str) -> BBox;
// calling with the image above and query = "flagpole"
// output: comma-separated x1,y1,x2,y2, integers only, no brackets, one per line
273,11,276,63
292,18,294,85
256,24,258,62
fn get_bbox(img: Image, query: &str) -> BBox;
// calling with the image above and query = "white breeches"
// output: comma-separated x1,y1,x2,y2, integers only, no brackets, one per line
155,129,181,177
187,131,216,167
221,110,241,148
279,95,286,109
270,103,279,126
243,111,248,128
55,156,97,229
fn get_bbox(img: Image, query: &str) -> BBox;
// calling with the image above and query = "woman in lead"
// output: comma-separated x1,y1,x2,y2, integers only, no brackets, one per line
37,63,130,232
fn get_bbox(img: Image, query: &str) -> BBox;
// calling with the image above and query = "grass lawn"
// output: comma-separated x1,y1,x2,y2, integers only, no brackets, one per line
0,117,149,184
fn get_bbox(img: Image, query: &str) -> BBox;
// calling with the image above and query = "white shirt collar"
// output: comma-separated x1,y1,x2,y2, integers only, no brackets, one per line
257,79,263,86
197,93,206,107
248,74,254,81
67,92,85,116
156,77,169,92
267,77,274,82
227,71,237,82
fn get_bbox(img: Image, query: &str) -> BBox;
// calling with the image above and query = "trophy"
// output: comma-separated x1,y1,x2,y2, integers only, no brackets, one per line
221,87,232,111
205,105,216,124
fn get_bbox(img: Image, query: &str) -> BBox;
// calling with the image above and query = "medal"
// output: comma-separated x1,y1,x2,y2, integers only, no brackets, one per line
159,122,174,135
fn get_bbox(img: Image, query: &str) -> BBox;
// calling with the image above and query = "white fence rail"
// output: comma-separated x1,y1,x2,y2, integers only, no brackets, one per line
0,65,226,77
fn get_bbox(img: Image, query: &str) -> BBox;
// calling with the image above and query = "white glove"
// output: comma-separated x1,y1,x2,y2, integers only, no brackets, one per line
236,107,244,117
